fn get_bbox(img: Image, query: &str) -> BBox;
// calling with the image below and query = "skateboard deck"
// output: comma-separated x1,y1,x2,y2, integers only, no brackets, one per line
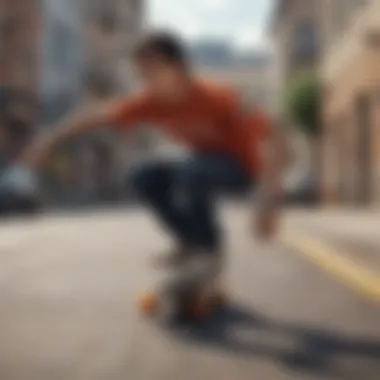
138,254,227,323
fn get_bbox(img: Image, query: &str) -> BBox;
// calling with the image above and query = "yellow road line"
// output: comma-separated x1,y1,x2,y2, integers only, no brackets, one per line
282,233,380,306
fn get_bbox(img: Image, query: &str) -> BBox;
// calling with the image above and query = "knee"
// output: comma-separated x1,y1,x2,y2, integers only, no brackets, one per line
180,163,208,194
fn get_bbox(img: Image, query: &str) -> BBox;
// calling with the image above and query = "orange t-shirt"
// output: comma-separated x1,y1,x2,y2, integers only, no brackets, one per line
108,81,271,177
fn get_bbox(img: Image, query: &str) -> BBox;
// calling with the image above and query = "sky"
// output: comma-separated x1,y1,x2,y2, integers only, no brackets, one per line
147,0,275,51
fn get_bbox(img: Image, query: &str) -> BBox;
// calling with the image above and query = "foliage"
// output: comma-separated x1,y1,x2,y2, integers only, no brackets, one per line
285,72,322,137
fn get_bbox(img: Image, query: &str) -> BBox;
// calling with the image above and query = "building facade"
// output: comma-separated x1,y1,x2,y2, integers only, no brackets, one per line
269,0,322,187
320,0,380,206
0,0,39,89
269,0,321,106
78,0,146,203
0,0,145,204
0,0,40,167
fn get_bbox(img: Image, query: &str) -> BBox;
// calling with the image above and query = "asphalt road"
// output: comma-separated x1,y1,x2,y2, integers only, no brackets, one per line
0,208,379,380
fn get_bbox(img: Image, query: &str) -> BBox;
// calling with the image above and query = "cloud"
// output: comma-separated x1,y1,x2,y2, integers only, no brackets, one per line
148,3,202,39
147,0,273,51
233,26,270,51
202,0,231,10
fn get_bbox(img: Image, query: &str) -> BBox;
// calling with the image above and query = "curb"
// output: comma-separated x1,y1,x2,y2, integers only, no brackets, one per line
281,233,380,306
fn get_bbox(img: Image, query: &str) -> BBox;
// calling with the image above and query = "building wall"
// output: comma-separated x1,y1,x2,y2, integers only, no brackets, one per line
84,0,144,98
269,0,322,186
78,0,145,202
0,0,40,167
38,0,92,205
0,0,145,204
0,0,40,88
40,0,85,124
320,0,380,206
271,0,321,96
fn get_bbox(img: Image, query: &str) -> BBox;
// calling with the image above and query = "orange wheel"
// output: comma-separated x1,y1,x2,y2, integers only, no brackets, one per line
138,291,159,316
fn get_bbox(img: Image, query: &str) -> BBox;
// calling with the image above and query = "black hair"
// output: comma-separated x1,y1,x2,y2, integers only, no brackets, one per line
133,31,188,67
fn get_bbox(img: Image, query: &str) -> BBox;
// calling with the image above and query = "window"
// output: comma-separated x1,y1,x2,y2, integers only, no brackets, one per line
292,21,318,59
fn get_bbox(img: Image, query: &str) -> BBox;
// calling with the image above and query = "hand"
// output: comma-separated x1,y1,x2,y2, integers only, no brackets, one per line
254,208,278,241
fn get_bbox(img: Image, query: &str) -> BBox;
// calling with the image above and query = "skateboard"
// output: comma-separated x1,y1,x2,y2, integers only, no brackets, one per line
138,254,227,323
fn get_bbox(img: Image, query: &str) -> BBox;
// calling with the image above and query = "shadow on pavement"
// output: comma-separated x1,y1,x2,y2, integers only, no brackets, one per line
175,305,380,379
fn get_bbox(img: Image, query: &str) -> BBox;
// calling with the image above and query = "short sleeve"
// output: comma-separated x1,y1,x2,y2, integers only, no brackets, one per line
107,95,152,130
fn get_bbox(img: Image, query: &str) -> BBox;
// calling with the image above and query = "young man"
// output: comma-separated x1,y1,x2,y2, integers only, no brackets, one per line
3,32,288,264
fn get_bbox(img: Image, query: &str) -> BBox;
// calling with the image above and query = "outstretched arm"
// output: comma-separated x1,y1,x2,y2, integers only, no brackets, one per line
20,102,112,169
20,96,150,170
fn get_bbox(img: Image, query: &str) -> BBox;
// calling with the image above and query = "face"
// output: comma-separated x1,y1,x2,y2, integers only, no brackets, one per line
135,57,184,96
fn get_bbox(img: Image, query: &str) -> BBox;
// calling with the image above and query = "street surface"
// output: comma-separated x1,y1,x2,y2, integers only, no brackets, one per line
284,209,380,274
0,206,379,380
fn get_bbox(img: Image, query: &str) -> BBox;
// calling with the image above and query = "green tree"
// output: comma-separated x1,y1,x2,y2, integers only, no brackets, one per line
285,72,322,138
284,72,323,195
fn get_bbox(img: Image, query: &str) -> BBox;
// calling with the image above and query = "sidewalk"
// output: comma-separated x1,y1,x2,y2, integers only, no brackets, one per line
282,208,380,304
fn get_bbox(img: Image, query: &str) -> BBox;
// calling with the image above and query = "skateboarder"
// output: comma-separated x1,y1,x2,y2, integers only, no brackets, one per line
1,31,289,264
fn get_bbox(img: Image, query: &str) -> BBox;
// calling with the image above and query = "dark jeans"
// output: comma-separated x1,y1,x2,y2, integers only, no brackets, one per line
130,154,252,252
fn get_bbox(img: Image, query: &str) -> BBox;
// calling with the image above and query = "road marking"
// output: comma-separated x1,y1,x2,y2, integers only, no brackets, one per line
282,233,380,306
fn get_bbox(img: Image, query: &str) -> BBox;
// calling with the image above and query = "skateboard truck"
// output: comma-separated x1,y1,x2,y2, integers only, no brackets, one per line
138,254,227,324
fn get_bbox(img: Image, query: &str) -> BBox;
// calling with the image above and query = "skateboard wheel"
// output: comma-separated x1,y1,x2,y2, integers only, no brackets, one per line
139,292,159,316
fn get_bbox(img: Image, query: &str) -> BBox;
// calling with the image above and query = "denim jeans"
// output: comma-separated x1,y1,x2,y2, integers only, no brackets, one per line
130,154,252,252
